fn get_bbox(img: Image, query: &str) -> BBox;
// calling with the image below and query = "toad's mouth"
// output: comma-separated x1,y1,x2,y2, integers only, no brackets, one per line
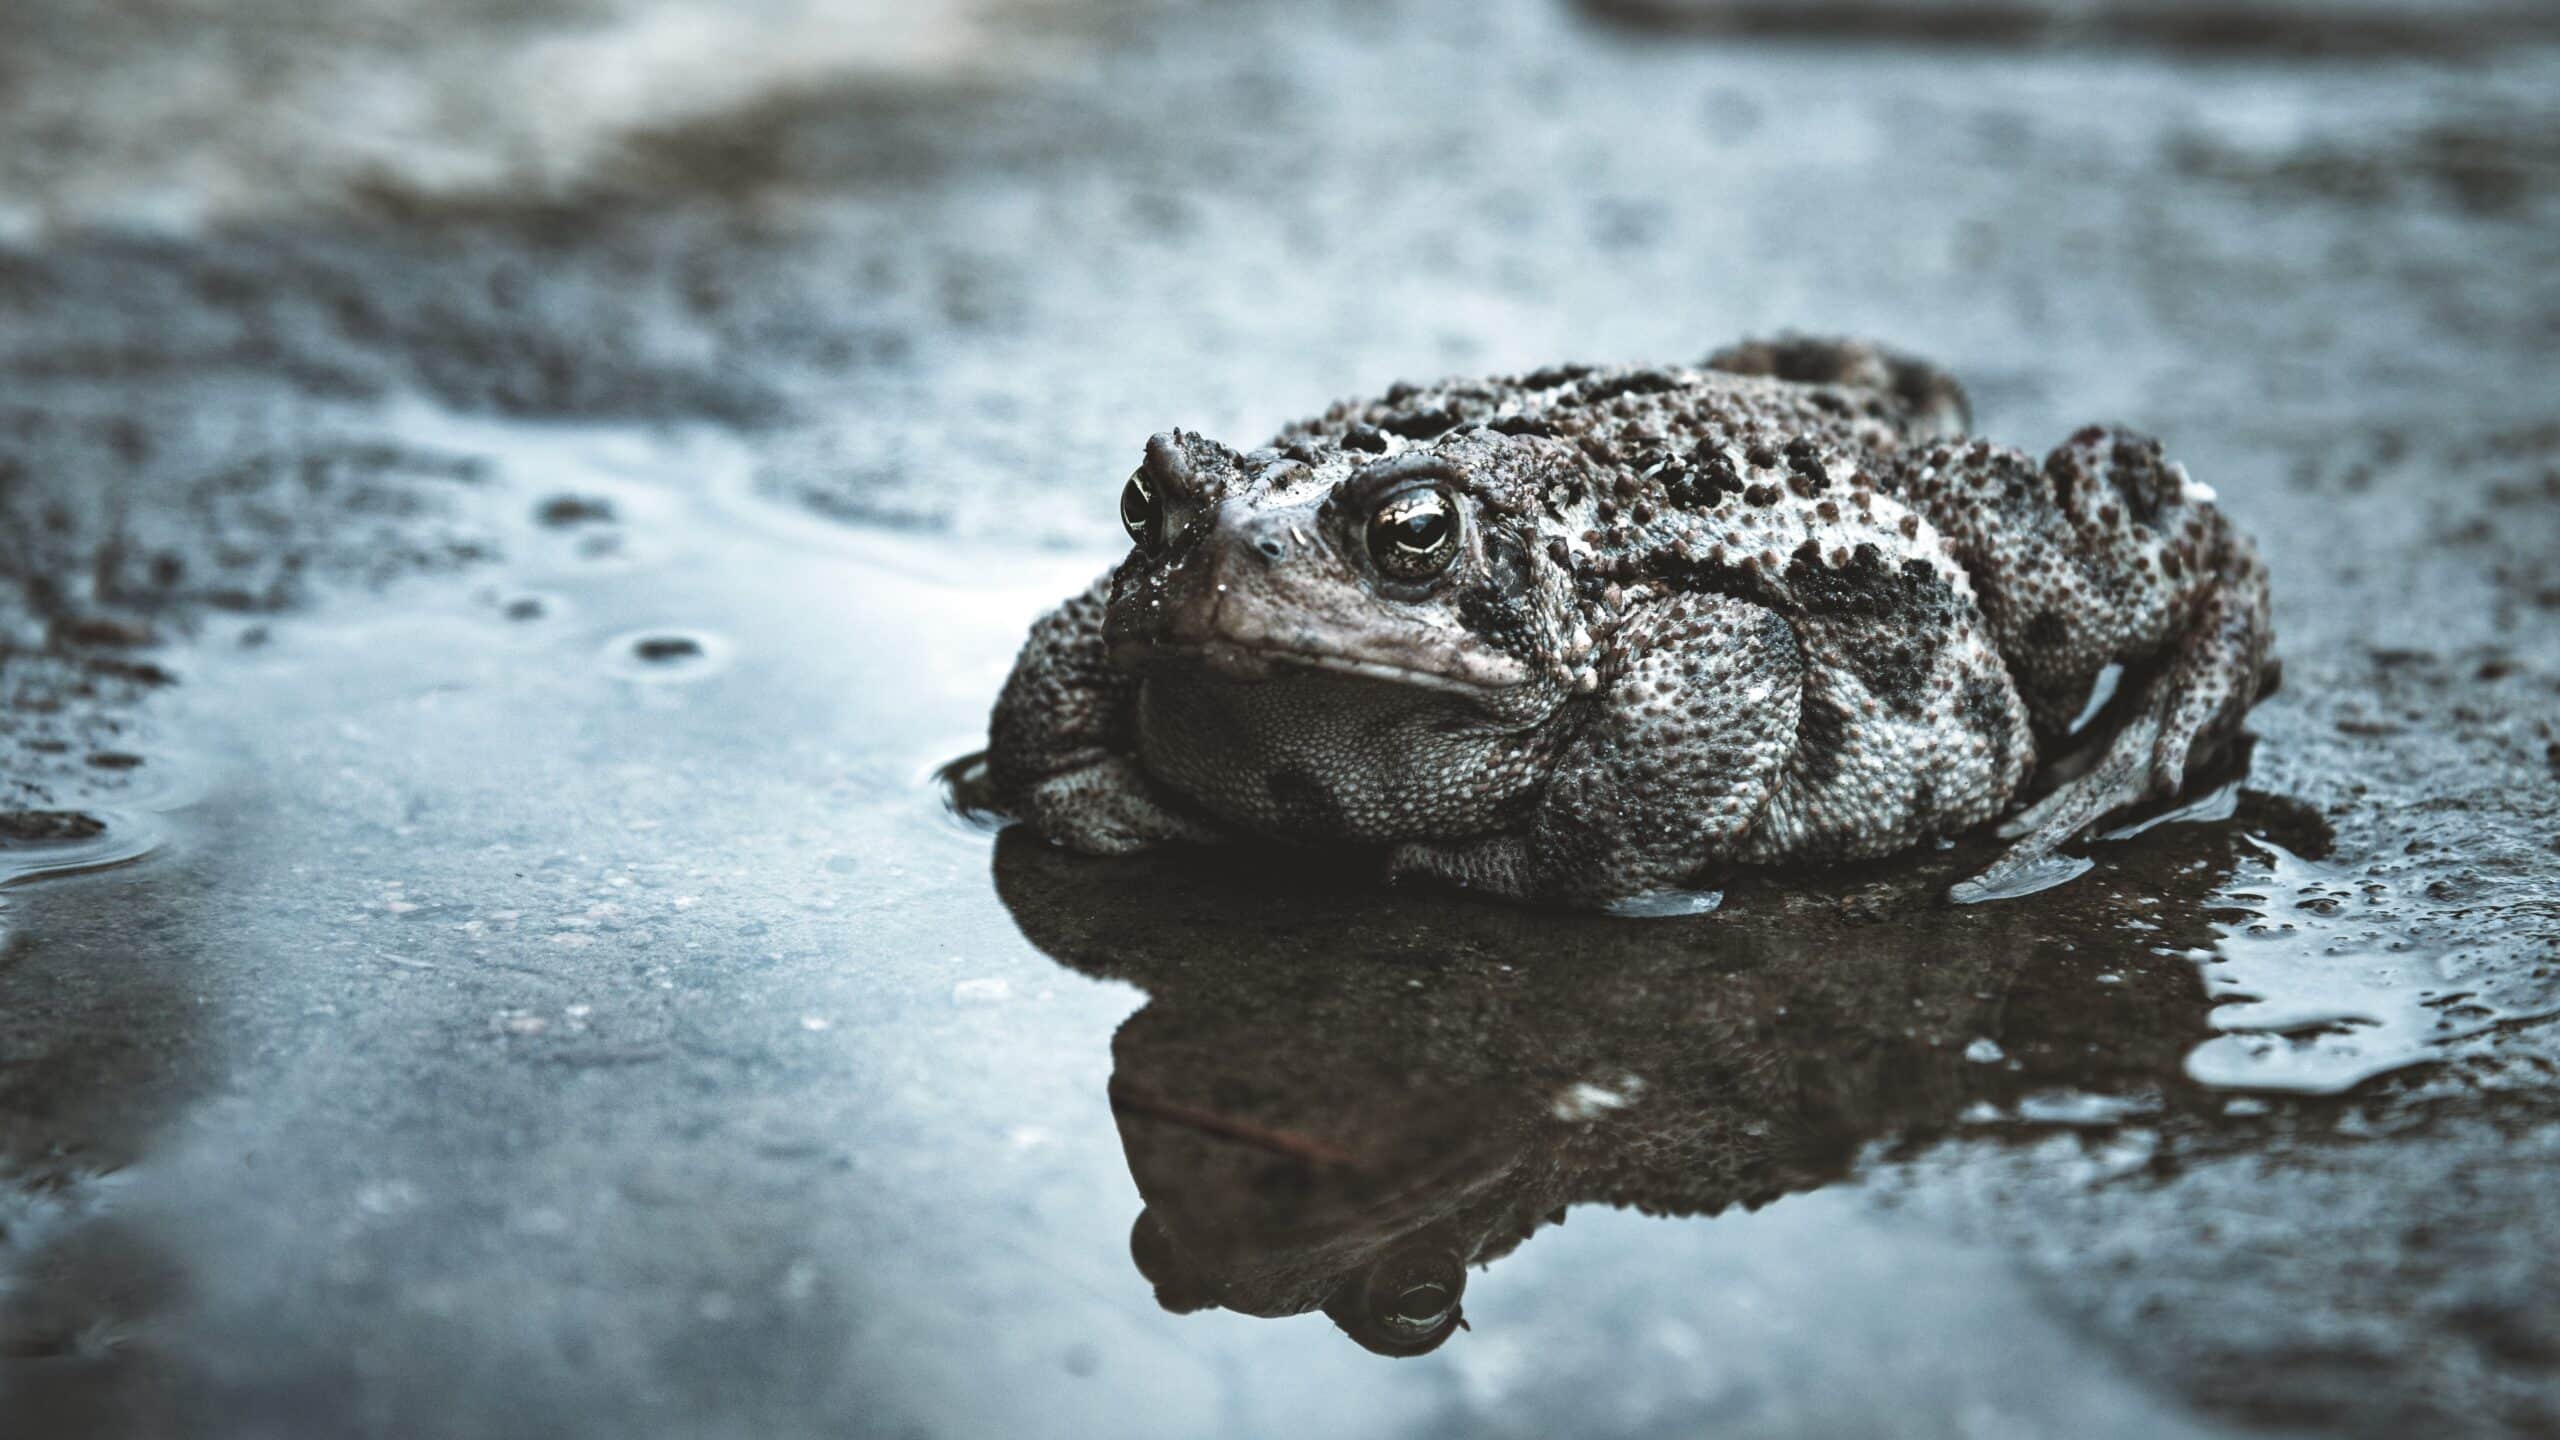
1109,637,1530,696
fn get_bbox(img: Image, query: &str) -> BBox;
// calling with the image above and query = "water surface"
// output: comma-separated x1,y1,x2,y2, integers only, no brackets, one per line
3,411,2515,1436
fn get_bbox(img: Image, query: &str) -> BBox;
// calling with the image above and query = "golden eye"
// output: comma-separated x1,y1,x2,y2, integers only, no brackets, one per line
1119,470,1161,548
1365,488,1458,579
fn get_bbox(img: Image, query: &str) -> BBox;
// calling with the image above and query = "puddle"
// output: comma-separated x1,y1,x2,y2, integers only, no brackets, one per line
2185,835,2560,1095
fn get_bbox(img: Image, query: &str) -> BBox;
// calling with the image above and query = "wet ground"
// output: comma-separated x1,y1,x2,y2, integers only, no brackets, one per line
2,0,2558,1434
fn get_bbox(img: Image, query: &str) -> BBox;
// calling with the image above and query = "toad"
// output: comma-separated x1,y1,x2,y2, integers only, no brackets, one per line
985,337,2276,907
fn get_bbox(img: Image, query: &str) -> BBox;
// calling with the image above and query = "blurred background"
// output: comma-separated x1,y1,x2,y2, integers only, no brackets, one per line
3,0,2553,546
1,2,2557,1436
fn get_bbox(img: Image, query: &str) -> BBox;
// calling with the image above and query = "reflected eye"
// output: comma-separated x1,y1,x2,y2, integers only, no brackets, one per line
1362,1249,1465,1342
1365,487,1459,580
1120,471,1162,548
1378,1274,1458,1336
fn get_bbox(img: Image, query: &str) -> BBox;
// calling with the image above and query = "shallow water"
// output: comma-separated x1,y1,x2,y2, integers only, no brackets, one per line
2,409,2541,1434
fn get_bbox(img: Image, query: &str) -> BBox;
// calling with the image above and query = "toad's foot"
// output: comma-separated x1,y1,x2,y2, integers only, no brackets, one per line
1953,570,2270,904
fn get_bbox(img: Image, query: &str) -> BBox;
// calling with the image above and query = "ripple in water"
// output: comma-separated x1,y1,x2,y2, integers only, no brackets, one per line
0,809,166,890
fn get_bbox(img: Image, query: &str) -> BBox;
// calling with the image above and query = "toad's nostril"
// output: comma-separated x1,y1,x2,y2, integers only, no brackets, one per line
1253,535,1287,560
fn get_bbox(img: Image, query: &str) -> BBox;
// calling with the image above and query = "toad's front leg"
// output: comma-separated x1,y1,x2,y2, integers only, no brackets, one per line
988,574,1224,854
1389,593,1802,906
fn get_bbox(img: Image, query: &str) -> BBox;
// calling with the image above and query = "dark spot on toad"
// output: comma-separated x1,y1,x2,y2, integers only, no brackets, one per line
1376,407,1461,441
1519,363,1594,389
2025,608,2071,650
1580,369,1682,402
1458,532,1538,658
1784,540,1958,714
1784,438,1829,495
1962,672,2016,762
1794,684,1855,791
2104,434,2172,524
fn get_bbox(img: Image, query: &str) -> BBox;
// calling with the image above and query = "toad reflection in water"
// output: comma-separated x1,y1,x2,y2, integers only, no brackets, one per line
987,792,2328,1356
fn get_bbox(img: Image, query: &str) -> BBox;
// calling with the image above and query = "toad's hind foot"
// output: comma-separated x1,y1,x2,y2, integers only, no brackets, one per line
1952,713,2161,903
1953,559,2271,904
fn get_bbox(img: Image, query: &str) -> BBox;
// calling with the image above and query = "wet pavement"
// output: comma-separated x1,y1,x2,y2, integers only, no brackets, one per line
3,1,2559,1435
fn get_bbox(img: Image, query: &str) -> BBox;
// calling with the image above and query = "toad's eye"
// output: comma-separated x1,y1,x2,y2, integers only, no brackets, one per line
1365,487,1459,580
1119,470,1162,548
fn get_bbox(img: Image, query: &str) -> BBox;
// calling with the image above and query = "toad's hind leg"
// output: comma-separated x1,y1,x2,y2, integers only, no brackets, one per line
1703,334,1972,441
1912,428,2277,902
1956,569,2268,901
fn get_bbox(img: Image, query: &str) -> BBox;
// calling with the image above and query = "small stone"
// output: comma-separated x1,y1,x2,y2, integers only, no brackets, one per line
0,810,107,844
633,636,703,663
536,494,616,527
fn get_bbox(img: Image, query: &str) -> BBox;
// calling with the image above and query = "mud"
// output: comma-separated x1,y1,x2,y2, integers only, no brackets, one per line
1,0,2556,1435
